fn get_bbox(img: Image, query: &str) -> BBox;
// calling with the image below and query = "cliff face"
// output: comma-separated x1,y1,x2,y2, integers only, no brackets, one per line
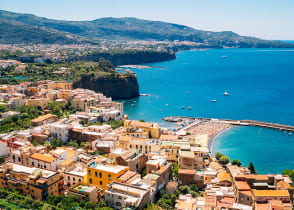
73,74,139,100
76,50,176,65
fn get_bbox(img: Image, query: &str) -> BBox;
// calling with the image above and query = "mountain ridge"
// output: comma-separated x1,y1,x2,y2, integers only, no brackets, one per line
0,10,293,48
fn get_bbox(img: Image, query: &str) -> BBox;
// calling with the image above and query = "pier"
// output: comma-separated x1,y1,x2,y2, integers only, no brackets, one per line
163,116,294,132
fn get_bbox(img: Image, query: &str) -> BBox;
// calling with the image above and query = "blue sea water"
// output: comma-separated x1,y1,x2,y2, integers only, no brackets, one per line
122,48,294,174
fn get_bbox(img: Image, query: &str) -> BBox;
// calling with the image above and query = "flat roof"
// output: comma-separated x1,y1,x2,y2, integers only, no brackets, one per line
11,163,56,178
88,162,128,174
32,114,55,123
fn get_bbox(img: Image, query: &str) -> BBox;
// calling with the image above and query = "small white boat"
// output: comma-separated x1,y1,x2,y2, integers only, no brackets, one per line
131,104,135,106
224,91,229,96
180,106,185,109
188,107,192,110
289,132,292,136
211,100,216,102
140,94,150,96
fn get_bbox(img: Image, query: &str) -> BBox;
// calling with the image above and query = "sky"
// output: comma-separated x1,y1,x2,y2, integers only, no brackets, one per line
1,0,294,40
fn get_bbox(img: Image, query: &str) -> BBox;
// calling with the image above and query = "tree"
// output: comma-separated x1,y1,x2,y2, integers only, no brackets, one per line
144,202,161,210
139,119,145,122
215,152,223,160
81,142,91,151
219,155,230,165
0,105,6,112
231,159,242,167
172,162,179,178
282,169,294,181
248,161,257,174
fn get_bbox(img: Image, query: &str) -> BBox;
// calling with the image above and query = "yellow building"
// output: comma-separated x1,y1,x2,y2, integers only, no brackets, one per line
0,163,64,200
57,89,71,100
124,120,161,139
25,98,49,110
48,81,72,90
86,162,128,194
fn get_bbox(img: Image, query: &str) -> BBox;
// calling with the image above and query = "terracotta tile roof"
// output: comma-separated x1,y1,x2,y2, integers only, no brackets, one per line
245,175,269,181
217,171,232,182
117,171,137,182
32,114,56,123
31,153,56,163
240,190,253,197
235,181,251,191
252,190,289,197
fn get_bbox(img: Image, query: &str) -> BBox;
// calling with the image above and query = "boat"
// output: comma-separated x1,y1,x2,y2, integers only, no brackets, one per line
159,109,163,111
140,93,150,96
224,91,229,96
139,113,144,115
211,100,216,102
221,56,228,58
186,91,191,94
180,106,185,109
289,132,292,136
188,107,192,110
165,104,169,106
131,104,135,106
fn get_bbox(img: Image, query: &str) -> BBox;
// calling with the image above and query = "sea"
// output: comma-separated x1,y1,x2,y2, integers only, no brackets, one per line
121,46,294,174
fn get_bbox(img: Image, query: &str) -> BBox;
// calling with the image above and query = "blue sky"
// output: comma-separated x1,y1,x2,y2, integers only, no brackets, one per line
1,0,294,40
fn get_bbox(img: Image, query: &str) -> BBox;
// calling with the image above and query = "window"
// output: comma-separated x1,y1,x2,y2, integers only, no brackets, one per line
88,170,91,176
99,172,102,178
100,181,102,185
68,176,70,181
44,165,46,169
136,145,138,149
130,145,132,148
79,179,81,183
73,177,75,181
95,172,97,177
140,145,142,149
89,179,92,184
32,162,34,166
108,175,111,180
12,155,15,160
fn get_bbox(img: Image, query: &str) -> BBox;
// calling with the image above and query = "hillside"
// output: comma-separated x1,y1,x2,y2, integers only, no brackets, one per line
0,18,93,44
0,10,293,48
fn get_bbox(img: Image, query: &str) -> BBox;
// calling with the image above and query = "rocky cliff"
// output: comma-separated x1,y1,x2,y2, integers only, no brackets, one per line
73,74,139,100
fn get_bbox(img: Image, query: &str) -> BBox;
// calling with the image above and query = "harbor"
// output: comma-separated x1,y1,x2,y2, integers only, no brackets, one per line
163,116,294,132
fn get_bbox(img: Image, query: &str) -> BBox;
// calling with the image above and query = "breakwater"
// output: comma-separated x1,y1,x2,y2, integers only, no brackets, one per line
163,116,294,132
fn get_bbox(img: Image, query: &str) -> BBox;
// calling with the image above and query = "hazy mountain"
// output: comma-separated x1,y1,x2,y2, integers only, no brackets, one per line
0,10,292,48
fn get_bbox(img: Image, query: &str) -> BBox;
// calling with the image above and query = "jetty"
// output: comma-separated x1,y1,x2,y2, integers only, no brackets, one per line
163,116,294,132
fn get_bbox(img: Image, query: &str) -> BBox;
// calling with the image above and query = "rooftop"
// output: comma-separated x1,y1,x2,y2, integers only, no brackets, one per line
88,162,128,174
252,190,289,197
31,153,56,163
32,114,56,123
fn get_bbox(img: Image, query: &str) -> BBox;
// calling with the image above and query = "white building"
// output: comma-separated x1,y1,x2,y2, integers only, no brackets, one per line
48,123,69,144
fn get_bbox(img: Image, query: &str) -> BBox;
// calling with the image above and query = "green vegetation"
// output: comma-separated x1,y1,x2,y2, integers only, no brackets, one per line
0,105,42,133
144,202,161,210
282,169,294,182
215,152,223,160
156,185,203,210
0,187,113,210
139,119,145,122
48,101,76,118
87,120,124,130
172,162,179,178
231,159,242,166
248,161,258,174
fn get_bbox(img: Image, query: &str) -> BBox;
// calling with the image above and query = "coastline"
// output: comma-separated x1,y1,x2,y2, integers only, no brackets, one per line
209,126,234,153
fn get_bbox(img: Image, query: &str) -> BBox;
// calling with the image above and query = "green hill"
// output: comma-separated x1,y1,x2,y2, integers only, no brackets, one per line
0,10,293,48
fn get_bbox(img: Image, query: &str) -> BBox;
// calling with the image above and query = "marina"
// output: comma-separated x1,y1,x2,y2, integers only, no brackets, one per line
163,116,294,132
